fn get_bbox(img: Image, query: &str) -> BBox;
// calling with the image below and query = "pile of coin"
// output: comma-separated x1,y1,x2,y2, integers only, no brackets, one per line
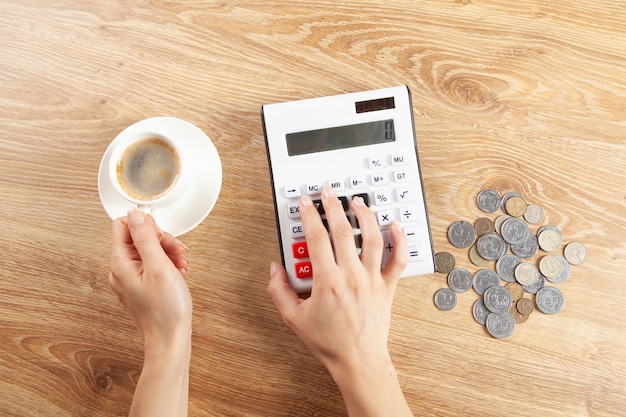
433,189,588,339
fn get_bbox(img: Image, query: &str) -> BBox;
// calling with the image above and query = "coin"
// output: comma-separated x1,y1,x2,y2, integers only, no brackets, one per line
447,221,477,249
524,204,544,224
483,285,513,314
434,288,457,311
536,286,565,314
496,254,522,282
548,255,571,284
473,298,490,325
514,262,539,286
469,245,490,267
448,268,473,293
494,214,512,234
474,217,495,236
511,232,539,259
477,189,501,213
564,242,588,265
501,192,522,213
504,282,525,301
501,217,531,245
516,297,534,315
523,272,546,295
473,269,500,295
435,252,455,274
504,196,527,217
476,233,508,261
539,255,563,279
486,312,515,338
537,228,562,252
509,303,530,324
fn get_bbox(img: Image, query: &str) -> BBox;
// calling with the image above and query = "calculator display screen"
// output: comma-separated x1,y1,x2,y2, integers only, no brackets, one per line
286,119,395,156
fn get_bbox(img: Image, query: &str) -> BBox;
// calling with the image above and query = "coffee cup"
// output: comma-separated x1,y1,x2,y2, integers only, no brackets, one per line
108,131,189,211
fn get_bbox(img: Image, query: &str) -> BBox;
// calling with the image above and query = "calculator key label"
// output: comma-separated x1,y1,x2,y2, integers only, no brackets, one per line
295,261,313,279
292,241,309,258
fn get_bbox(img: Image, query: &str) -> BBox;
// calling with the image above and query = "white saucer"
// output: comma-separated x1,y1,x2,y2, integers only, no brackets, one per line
98,117,222,236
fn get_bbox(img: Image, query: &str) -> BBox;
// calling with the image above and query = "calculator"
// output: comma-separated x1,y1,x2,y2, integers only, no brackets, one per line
262,85,435,293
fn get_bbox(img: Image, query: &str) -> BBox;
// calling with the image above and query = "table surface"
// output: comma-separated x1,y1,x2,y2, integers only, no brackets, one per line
1,1,625,416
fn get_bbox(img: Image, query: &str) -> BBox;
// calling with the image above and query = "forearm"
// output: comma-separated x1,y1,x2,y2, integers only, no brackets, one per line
129,334,191,417
329,352,413,417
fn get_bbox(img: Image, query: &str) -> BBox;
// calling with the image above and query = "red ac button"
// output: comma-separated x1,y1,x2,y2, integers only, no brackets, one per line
292,241,309,258
295,261,313,279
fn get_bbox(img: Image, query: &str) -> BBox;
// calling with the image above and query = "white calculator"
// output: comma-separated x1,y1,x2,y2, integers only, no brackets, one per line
262,85,435,293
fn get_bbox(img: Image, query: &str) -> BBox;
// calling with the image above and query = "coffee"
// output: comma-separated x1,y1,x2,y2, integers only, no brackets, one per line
116,137,180,201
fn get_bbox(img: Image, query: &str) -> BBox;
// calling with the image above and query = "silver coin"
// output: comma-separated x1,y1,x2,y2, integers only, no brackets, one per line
496,254,522,283
483,285,513,314
523,272,546,294
494,214,512,234
536,286,565,314
547,255,571,284
564,242,588,265
473,269,501,295
500,192,523,215
434,288,457,311
538,229,562,253
514,262,539,286
476,233,508,261
500,217,530,245
511,233,539,259
472,298,490,325
447,221,477,249
486,312,515,338
524,204,544,224
477,189,501,213
447,268,473,293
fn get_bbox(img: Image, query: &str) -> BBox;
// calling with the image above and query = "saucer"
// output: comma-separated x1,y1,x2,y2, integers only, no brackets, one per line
98,117,222,236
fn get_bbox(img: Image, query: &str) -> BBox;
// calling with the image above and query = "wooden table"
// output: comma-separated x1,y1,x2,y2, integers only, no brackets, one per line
1,1,625,416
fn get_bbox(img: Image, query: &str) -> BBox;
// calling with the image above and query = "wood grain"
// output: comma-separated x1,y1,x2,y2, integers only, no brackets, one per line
1,1,625,416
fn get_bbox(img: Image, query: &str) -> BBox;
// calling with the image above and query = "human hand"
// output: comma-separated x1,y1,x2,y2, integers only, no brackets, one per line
109,210,192,349
267,185,408,375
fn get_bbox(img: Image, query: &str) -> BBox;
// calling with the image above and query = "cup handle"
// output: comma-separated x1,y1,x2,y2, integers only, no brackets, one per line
136,204,152,215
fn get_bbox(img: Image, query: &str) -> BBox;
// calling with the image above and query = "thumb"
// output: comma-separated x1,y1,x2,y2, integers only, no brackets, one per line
127,210,169,266
267,261,301,320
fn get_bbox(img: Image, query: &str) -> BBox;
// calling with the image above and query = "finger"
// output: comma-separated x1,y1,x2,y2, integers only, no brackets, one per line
110,216,137,280
160,232,188,256
381,221,408,286
299,194,335,275
267,261,302,328
126,210,172,267
321,186,358,265
351,196,384,271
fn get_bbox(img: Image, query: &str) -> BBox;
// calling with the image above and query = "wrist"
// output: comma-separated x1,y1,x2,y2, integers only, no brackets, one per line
143,326,192,364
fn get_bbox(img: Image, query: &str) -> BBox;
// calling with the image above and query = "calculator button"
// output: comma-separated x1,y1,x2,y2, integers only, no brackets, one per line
391,153,408,166
396,187,414,203
312,199,324,214
290,223,305,238
292,241,309,258
393,169,409,183
285,185,301,199
374,190,392,206
295,261,313,279
287,203,300,219
306,182,323,195
368,156,386,169
328,178,345,192
376,210,394,226
350,176,367,189
338,196,349,211
399,207,417,222
408,247,424,262
371,172,388,186
381,230,393,268
352,193,369,207
403,226,420,242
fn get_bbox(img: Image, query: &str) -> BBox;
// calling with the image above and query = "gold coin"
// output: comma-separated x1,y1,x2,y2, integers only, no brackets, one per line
516,297,534,315
505,196,527,217
509,303,530,324
538,229,562,252
469,245,490,267
474,217,495,236
435,251,455,273
564,242,588,265
539,255,563,279
514,262,539,286
505,282,524,301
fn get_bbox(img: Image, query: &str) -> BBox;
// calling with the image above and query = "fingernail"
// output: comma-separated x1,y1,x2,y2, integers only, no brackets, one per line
175,239,189,250
127,210,145,227
270,261,277,276
300,195,313,206
352,196,365,207
322,185,336,198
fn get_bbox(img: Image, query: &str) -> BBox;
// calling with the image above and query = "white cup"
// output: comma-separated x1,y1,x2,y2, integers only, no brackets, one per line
108,131,190,212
